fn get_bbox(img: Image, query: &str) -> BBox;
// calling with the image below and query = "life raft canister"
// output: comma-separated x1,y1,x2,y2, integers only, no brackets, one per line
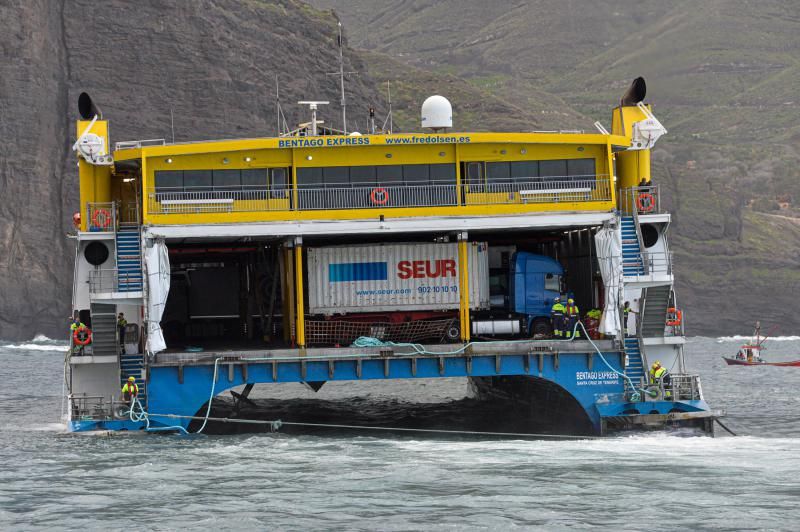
370,187,389,205
73,327,92,346
636,192,655,212
666,307,682,326
91,208,111,229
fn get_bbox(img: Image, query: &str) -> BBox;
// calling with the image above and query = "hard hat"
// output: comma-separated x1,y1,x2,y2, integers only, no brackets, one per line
128,376,136,382
568,298,574,303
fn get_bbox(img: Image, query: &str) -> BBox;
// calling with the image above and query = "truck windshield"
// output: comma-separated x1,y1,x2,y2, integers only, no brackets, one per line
544,273,560,292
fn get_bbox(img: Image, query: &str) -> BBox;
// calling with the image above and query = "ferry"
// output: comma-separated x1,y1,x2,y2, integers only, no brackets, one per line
64,76,721,435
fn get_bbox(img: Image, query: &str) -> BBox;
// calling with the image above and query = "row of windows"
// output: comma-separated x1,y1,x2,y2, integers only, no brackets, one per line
467,159,597,184
154,168,288,193
154,159,595,191
297,164,456,188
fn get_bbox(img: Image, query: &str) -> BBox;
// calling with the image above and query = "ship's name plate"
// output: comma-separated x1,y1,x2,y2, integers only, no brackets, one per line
576,371,620,386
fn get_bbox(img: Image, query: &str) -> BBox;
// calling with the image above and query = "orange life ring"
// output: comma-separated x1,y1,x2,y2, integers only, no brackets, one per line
636,192,655,212
73,327,92,346
666,307,682,326
370,187,389,205
91,208,111,229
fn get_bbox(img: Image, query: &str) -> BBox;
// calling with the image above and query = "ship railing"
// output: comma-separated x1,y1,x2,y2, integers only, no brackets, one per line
85,202,117,232
88,268,142,294
115,138,166,151
622,250,673,278
666,374,702,401
70,394,115,419
465,175,610,205
620,185,662,215
146,175,611,214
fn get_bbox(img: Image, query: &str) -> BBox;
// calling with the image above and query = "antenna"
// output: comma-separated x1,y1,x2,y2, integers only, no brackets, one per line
170,108,175,143
338,22,347,134
381,81,393,134
275,75,290,136
297,101,329,136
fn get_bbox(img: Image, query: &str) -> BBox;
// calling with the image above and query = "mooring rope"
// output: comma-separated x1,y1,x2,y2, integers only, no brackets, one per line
146,412,601,440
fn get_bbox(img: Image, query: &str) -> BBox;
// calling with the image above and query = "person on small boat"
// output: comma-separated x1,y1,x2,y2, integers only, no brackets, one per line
121,376,139,403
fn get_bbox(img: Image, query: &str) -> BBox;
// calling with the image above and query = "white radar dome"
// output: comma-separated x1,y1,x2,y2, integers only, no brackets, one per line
421,95,452,130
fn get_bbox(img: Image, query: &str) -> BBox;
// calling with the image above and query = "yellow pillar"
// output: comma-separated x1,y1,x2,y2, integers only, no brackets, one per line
457,233,471,342
294,237,305,348
611,105,653,190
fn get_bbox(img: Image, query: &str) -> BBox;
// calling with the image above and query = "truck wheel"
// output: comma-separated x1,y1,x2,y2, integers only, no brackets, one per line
531,318,552,337
444,323,460,342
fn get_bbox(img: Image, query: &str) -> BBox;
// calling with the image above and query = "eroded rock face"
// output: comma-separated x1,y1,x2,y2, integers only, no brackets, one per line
0,0,381,340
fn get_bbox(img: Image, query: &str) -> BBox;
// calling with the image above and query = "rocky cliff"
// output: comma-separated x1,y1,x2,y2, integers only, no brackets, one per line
0,0,382,340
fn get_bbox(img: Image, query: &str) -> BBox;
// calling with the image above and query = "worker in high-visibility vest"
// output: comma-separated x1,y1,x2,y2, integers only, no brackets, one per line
649,361,672,398
121,376,139,403
550,297,565,337
564,298,580,338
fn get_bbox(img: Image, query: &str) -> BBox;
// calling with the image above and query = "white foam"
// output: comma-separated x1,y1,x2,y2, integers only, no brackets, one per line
716,335,800,343
32,334,56,342
1,343,67,352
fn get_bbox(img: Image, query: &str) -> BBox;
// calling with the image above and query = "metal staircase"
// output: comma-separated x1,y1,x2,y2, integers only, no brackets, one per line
116,226,143,291
623,337,647,394
89,303,118,357
640,285,671,337
621,216,644,275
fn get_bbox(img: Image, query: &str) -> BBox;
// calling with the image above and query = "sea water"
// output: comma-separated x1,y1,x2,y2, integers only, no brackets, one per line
1,336,798,530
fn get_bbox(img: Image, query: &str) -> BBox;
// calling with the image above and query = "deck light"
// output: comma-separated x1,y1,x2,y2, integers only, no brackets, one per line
577,146,585,152
439,151,445,157
306,155,313,161
385,153,392,158
520,148,527,154
165,158,173,164
222,157,229,164
244,156,252,162
500,149,507,155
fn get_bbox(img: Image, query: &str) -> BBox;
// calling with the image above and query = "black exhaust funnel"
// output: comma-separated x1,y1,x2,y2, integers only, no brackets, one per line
620,77,646,106
78,92,102,120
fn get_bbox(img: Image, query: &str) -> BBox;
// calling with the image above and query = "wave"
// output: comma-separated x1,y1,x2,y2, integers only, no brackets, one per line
1,343,68,352
716,335,800,342
1,333,68,352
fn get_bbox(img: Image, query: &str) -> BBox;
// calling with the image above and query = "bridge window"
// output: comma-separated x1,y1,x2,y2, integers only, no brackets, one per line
183,170,213,190
567,158,596,178
213,170,241,192
350,165,377,186
154,171,183,192
487,162,511,183
376,165,403,183
510,161,539,181
539,160,568,181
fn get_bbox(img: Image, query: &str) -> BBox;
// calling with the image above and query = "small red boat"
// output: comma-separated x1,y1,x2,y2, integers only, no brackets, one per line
722,357,800,367
723,322,800,367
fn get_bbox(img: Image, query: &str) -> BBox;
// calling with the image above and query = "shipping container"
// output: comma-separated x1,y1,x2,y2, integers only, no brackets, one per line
307,242,490,315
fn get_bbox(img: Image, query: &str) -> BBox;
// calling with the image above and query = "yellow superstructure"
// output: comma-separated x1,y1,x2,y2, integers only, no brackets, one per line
94,131,629,228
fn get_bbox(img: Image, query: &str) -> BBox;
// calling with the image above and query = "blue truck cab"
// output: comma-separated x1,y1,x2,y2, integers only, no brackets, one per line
510,252,564,334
